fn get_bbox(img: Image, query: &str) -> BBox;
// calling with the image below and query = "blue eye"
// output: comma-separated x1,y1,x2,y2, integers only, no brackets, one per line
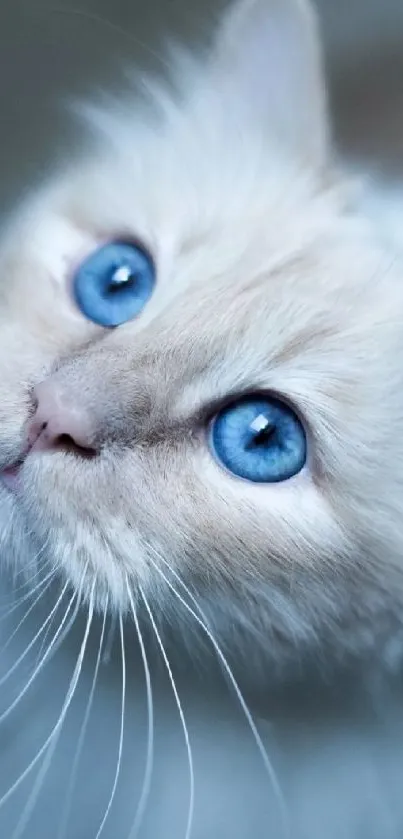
211,396,306,483
73,240,155,327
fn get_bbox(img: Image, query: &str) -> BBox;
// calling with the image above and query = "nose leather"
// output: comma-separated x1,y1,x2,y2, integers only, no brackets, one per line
26,379,96,454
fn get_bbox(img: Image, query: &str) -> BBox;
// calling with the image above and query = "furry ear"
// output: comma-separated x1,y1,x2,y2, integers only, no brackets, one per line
208,0,328,162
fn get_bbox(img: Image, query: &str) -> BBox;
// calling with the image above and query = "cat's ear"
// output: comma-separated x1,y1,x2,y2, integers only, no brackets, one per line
208,0,328,162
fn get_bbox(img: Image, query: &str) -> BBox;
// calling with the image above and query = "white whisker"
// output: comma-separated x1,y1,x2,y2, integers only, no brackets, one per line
0,599,76,742
139,585,194,839
0,542,51,607
33,574,68,670
57,597,109,839
94,613,126,839
0,579,71,694
148,555,289,838
46,4,171,70
0,566,45,612
0,563,88,736
5,582,95,836
7,536,52,590
0,571,57,655
0,565,54,623
33,605,58,670
126,580,154,839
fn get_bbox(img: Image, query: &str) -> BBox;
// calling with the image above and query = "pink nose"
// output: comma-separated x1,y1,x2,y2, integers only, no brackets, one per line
26,379,96,455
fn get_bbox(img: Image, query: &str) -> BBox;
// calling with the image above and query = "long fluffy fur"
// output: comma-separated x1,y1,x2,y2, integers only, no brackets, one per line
1,0,403,677
2,2,403,837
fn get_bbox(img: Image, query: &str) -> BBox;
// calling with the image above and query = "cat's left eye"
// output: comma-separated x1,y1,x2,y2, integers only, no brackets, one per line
73,240,155,327
210,395,307,483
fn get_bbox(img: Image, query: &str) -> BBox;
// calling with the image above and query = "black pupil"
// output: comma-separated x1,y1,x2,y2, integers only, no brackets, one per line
246,422,276,450
107,266,136,294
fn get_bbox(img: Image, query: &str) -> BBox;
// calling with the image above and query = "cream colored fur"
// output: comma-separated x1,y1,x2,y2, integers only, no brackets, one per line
0,0,403,677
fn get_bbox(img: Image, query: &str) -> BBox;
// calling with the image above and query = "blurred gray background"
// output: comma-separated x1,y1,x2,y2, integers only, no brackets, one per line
0,0,403,210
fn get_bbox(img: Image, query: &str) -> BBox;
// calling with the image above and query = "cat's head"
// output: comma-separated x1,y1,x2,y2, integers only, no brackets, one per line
1,0,403,671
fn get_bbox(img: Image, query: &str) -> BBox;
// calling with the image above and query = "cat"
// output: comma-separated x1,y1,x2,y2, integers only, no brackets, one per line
1,0,403,837
1,0,403,675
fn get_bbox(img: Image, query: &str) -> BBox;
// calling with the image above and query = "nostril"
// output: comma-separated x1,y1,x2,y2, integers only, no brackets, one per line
56,433,97,459
26,425,98,458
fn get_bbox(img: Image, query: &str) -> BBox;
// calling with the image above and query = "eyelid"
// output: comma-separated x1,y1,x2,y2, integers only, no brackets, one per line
66,233,155,297
195,387,305,428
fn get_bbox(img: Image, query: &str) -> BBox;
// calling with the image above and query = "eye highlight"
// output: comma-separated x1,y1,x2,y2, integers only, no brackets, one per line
73,240,155,327
210,396,306,483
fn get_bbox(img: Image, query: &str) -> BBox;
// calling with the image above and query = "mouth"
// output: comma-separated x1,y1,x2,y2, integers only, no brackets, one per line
0,421,48,494
0,438,32,494
0,457,26,494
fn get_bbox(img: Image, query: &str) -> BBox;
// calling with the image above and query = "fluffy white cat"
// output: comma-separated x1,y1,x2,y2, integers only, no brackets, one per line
0,1,403,837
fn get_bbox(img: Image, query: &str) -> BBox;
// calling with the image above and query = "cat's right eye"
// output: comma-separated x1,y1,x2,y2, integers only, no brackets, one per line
73,240,155,327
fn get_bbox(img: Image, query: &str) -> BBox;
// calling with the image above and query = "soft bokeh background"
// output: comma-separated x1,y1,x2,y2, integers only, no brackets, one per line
0,0,403,210
1,2,403,838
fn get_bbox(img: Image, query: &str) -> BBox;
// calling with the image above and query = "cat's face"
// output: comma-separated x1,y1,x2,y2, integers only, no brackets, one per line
1,0,403,669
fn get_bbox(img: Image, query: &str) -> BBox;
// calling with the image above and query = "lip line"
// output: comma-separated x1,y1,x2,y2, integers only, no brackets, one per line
1,450,28,475
0,437,34,491
0,422,45,475
2,457,25,473
0,462,24,494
